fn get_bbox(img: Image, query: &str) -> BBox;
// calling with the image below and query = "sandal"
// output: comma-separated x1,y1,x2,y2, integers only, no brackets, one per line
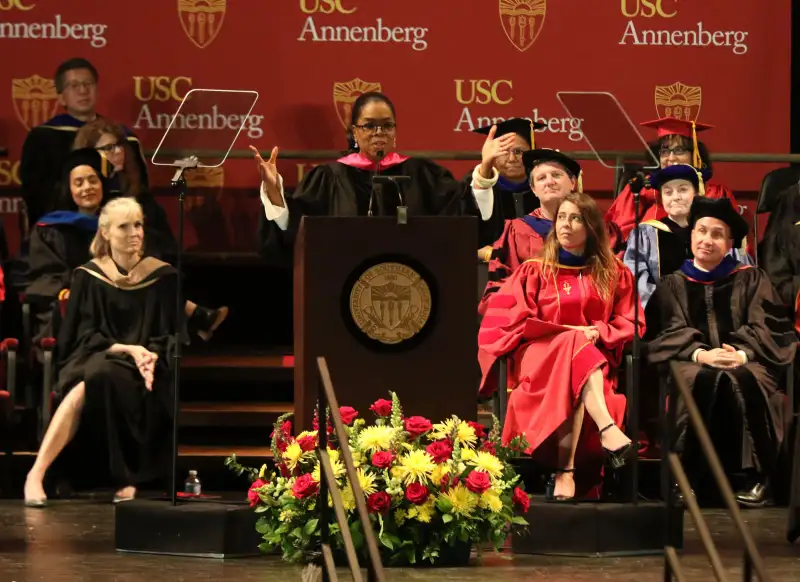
545,468,576,503
599,422,636,469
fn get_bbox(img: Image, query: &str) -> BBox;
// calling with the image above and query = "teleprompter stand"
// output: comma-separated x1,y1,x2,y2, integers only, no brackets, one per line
506,92,682,557
114,88,263,557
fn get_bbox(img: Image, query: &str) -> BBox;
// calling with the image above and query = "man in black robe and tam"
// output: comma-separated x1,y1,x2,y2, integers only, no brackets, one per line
647,197,797,507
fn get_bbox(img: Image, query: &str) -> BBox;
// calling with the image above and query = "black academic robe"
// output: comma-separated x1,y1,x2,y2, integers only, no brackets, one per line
761,185,800,317
20,113,148,227
257,158,480,266
647,264,797,480
25,221,95,346
460,170,538,248
54,258,177,489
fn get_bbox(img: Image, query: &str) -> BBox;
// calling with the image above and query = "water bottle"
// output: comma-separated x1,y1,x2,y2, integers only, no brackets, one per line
184,470,202,495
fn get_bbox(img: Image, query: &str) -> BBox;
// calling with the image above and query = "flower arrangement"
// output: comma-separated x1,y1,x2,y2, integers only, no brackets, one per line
225,392,531,566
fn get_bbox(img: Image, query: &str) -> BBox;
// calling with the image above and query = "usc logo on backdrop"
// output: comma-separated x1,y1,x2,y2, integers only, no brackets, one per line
11,74,59,130
0,0,34,10
654,81,702,121
499,0,546,53
300,0,356,14
455,80,513,106
333,78,382,129
620,0,677,18
178,0,226,48
133,76,193,102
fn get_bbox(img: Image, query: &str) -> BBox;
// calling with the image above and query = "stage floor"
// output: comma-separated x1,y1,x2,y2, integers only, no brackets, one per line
0,500,798,581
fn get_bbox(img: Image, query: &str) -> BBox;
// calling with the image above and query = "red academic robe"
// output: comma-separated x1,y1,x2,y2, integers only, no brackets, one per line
606,180,737,242
478,258,643,496
478,208,549,315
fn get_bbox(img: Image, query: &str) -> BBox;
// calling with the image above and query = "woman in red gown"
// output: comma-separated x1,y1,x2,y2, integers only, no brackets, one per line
606,117,738,245
478,192,644,501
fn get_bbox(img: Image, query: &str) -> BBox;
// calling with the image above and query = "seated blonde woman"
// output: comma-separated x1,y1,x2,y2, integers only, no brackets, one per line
478,192,643,502
24,197,179,507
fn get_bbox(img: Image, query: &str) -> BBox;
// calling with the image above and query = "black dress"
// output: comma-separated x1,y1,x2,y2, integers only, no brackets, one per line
55,257,177,488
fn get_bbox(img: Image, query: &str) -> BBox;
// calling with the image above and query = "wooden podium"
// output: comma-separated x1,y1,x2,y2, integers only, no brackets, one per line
293,216,478,432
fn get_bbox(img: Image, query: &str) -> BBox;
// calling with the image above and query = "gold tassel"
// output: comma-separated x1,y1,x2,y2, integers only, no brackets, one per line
691,121,701,168
99,153,109,178
696,168,706,196
528,119,536,150
577,170,584,194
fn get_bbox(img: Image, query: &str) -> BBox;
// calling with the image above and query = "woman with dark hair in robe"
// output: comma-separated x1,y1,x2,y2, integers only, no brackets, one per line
24,197,178,506
253,92,513,265
478,192,643,501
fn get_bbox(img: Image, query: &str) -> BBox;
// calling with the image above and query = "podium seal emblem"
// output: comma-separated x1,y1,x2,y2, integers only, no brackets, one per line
349,262,432,345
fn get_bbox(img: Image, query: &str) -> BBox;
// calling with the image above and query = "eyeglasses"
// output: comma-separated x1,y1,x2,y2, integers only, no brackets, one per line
63,80,96,92
659,146,689,157
95,141,125,153
353,122,396,134
501,148,530,158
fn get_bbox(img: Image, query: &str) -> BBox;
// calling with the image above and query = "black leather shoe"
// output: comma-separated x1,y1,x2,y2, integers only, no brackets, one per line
735,482,771,508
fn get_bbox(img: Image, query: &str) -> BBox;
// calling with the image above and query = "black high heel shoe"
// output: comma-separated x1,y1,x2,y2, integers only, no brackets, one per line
545,468,576,503
599,422,636,469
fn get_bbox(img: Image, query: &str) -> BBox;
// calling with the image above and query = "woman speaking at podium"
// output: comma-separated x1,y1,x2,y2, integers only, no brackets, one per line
252,92,516,264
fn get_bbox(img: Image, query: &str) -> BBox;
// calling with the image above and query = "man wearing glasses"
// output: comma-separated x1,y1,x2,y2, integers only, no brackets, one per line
20,57,147,229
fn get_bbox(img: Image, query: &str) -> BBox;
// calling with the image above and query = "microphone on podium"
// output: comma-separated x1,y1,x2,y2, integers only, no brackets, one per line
368,150,385,217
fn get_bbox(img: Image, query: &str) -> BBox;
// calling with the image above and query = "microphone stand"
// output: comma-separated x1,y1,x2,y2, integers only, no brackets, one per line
628,170,646,506
169,155,198,506
373,176,411,224
368,150,385,217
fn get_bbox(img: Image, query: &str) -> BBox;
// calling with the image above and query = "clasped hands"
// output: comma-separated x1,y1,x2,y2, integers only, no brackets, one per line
125,345,158,391
696,344,746,369
563,325,600,343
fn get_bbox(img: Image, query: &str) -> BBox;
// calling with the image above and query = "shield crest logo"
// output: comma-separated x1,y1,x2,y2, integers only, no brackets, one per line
654,82,702,122
499,0,546,53
12,75,59,130
178,0,227,49
333,78,382,130
369,282,412,330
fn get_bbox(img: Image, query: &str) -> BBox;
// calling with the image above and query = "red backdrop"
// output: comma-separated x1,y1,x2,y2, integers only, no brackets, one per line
0,0,792,253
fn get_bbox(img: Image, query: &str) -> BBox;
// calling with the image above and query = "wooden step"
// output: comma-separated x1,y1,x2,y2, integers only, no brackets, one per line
179,401,292,427
179,445,273,458
181,353,294,369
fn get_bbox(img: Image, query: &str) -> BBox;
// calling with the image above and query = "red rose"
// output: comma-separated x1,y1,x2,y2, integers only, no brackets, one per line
512,487,531,513
404,483,430,505
369,398,393,417
366,491,392,514
404,416,432,438
426,440,453,464
465,471,491,494
480,441,496,456
297,434,317,452
467,421,486,439
292,474,319,499
371,451,395,469
247,478,268,507
339,406,358,425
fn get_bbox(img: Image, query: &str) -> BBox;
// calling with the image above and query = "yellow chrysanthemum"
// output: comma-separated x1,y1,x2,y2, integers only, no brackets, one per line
312,449,345,482
339,485,356,511
394,450,436,485
283,442,304,471
468,451,504,479
391,466,404,481
357,426,396,453
441,484,478,517
356,468,377,496
408,499,436,523
461,448,477,462
479,489,504,513
297,430,318,441
430,464,450,487
430,419,477,448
